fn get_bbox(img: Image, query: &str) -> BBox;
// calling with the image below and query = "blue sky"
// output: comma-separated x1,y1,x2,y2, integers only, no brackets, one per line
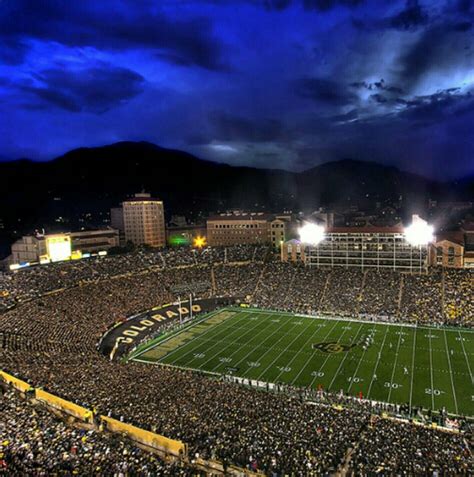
0,0,473,179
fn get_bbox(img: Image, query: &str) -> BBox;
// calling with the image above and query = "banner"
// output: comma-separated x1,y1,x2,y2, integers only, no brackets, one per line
99,297,236,359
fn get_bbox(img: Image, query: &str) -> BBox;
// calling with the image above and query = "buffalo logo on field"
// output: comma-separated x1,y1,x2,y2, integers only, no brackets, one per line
312,341,358,354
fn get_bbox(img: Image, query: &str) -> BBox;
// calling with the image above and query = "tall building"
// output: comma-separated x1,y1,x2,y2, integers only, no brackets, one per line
123,193,166,247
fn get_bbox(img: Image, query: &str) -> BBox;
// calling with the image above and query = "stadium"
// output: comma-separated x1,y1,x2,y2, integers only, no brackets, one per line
1,243,472,475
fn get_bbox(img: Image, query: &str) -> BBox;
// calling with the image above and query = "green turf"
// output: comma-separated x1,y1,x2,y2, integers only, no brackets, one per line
132,308,474,417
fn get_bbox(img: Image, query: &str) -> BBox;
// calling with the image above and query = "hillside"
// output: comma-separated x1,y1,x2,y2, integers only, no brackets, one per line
0,141,471,232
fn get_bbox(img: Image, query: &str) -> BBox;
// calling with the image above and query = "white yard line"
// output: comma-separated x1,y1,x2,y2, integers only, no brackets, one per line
443,328,459,415
387,324,404,403
409,326,417,412
290,320,340,385
327,322,365,391
457,330,473,385
130,309,222,360
189,312,273,369
428,330,435,410
347,325,377,393
366,325,390,399
273,318,328,383
256,316,317,381
214,313,294,372
308,321,356,388
157,311,253,364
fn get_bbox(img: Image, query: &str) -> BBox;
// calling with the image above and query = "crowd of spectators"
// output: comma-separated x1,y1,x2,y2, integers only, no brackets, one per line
288,266,331,316
444,269,474,326
0,388,198,475
400,271,445,324
1,246,472,327
0,245,472,474
358,270,401,320
0,244,268,311
253,262,296,311
320,269,363,317
348,417,472,475
215,263,264,298
3,347,371,475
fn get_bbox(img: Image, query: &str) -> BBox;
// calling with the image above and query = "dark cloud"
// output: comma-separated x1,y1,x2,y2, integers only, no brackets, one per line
302,0,364,10
294,77,356,106
456,0,474,14
264,0,364,10
370,93,388,104
351,79,404,94
389,0,428,30
0,0,227,70
0,39,29,65
264,0,292,10
398,24,473,89
451,21,472,31
396,88,474,124
20,64,145,113
1,0,473,179
209,112,290,142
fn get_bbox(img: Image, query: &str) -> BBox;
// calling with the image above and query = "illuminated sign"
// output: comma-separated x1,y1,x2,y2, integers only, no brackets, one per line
46,235,72,262
168,234,191,246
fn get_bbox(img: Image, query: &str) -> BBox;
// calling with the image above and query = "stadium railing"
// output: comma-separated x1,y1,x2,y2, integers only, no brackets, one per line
0,370,33,393
100,416,187,458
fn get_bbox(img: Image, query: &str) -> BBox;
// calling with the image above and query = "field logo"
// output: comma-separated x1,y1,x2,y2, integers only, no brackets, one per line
312,341,358,354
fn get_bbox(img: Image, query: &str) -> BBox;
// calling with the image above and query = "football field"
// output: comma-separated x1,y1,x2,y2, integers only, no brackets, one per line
131,308,473,417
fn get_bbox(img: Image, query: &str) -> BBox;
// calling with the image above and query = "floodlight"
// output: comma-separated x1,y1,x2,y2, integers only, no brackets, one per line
404,217,434,246
193,236,207,249
298,222,325,245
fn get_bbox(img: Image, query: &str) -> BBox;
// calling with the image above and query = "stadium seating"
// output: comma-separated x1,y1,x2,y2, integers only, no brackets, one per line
0,246,472,474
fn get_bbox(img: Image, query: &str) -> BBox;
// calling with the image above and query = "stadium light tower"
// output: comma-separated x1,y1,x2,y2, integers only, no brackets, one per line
404,215,434,246
298,222,325,246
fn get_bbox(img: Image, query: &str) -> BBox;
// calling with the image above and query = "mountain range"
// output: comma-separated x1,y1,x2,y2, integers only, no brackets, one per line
0,141,472,233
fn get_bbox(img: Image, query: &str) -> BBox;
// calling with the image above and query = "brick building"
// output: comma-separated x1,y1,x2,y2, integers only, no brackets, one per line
206,212,296,248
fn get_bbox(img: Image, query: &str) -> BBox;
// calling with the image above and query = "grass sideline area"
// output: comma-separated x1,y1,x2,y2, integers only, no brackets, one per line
131,308,473,417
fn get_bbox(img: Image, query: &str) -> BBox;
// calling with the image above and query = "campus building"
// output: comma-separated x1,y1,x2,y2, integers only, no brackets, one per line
122,193,166,248
9,228,119,265
430,225,474,269
206,212,296,248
